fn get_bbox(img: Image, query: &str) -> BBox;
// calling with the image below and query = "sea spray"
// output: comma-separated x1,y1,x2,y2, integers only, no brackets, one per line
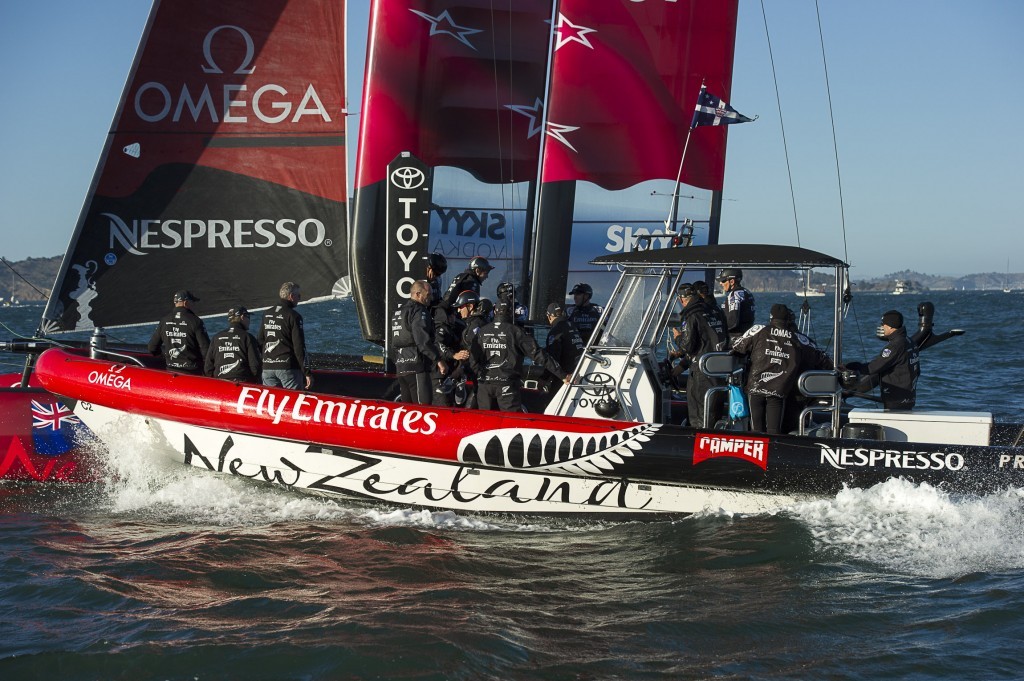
791,478,1024,577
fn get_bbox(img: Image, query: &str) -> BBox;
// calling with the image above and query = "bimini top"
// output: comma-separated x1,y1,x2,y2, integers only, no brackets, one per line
591,243,847,269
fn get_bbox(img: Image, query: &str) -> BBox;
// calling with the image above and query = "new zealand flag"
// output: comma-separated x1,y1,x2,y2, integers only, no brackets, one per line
31,399,84,456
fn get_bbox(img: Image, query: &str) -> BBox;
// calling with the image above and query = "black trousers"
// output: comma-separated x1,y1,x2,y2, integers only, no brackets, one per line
686,368,721,429
749,393,785,434
477,381,522,412
397,372,432,405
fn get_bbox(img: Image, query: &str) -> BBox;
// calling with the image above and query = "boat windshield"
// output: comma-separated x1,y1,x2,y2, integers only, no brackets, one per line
597,270,675,350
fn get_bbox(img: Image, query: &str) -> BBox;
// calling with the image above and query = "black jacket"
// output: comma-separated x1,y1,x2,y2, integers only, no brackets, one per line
732,320,832,397
847,327,920,409
545,316,584,375
389,299,441,375
205,322,262,382
681,299,727,363
723,287,756,336
566,302,603,343
433,310,466,377
258,299,308,373
470,318,565,384
148,307,210,372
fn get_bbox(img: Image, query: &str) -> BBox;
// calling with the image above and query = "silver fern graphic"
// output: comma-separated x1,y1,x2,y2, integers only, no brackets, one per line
457,424,659,476
264,340,281,354
217,360,242,376
168,346,185,360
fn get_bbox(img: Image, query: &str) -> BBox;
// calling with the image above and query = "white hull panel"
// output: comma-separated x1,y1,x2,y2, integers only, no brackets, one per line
74,402,798,516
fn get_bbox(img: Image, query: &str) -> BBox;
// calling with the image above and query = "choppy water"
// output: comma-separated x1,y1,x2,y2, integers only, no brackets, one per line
2,291,1024,680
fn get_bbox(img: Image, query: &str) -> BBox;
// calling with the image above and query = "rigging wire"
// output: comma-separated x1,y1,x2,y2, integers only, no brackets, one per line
759,0,801,247
815,0,850,265
0,257,49,300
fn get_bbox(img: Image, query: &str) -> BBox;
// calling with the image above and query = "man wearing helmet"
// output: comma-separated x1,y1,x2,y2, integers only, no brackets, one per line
497,282,529,328
565,282,604,344
424,252,448,307
441,255,495,311
452,290,487,408
677,282,727,428
718,268,756,337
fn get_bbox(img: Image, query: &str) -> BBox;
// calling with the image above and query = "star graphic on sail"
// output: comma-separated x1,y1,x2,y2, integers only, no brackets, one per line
410,9,483,50
506,97,580,151
506,98,546,138
552,13,597,50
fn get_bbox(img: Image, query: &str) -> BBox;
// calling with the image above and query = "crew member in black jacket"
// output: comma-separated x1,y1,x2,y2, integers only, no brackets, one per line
544,302,584,378
440,255,494,311
844,310,920,410
566,282,604,344
390,279,446,405
148,289,210,375
258,281,311,390
732,304,832,433
469,303,569,412
718,268,756,337
431,304,468,406
205,305,261,383
678,283,727,428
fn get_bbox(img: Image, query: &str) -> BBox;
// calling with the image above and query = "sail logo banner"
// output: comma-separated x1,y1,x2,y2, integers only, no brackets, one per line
694,434,768,470
131,23,335,129
104,213,328,254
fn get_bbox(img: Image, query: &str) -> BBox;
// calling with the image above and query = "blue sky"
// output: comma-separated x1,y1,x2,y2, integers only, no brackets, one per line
0,0,1021,278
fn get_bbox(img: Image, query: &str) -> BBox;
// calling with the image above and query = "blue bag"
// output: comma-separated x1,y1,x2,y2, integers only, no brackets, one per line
728,384,749,420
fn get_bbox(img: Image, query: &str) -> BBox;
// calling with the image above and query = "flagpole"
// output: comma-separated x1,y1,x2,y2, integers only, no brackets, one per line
664,81,705,236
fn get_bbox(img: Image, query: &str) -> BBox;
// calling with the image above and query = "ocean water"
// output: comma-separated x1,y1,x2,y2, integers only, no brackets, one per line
2,291,1024,680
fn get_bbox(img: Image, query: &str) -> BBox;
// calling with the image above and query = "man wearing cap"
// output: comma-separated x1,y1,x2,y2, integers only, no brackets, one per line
258,281,311,390
732,304,833,433
844,310,920,410
148,290,210,375
718,269,756,337
469,302,569,412
677,282,727,428
566,282,604,344
205,305,261,383
441,255,494,311
545,302,584,378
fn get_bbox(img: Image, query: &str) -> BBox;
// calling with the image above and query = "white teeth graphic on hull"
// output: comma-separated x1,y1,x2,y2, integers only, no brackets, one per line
457,424,659,476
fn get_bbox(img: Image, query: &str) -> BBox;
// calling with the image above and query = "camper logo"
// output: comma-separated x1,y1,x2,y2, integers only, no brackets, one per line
694,433,769,470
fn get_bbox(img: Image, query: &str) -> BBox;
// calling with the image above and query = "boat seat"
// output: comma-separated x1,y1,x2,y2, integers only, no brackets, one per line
797,370,841,436
698,352,742,427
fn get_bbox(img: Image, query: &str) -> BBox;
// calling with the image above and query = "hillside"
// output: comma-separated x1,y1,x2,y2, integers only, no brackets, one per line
0,256,61,303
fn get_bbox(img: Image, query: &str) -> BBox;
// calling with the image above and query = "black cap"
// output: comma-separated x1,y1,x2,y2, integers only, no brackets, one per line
881,310,904,328
546,302,564,317
174,290,199,302
677,283,696,298
228,305,249,318
770,303,792,320
693,280,709,295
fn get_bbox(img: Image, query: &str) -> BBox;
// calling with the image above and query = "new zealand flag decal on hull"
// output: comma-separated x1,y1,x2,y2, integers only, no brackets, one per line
31,400,85,456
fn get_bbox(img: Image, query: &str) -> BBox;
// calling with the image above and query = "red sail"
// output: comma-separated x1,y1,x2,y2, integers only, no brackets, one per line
43,0,348,332
541,0,739,191
355,0,551,188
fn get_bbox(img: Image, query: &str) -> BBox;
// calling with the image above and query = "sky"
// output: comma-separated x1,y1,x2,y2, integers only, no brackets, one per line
0,0,1021,278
